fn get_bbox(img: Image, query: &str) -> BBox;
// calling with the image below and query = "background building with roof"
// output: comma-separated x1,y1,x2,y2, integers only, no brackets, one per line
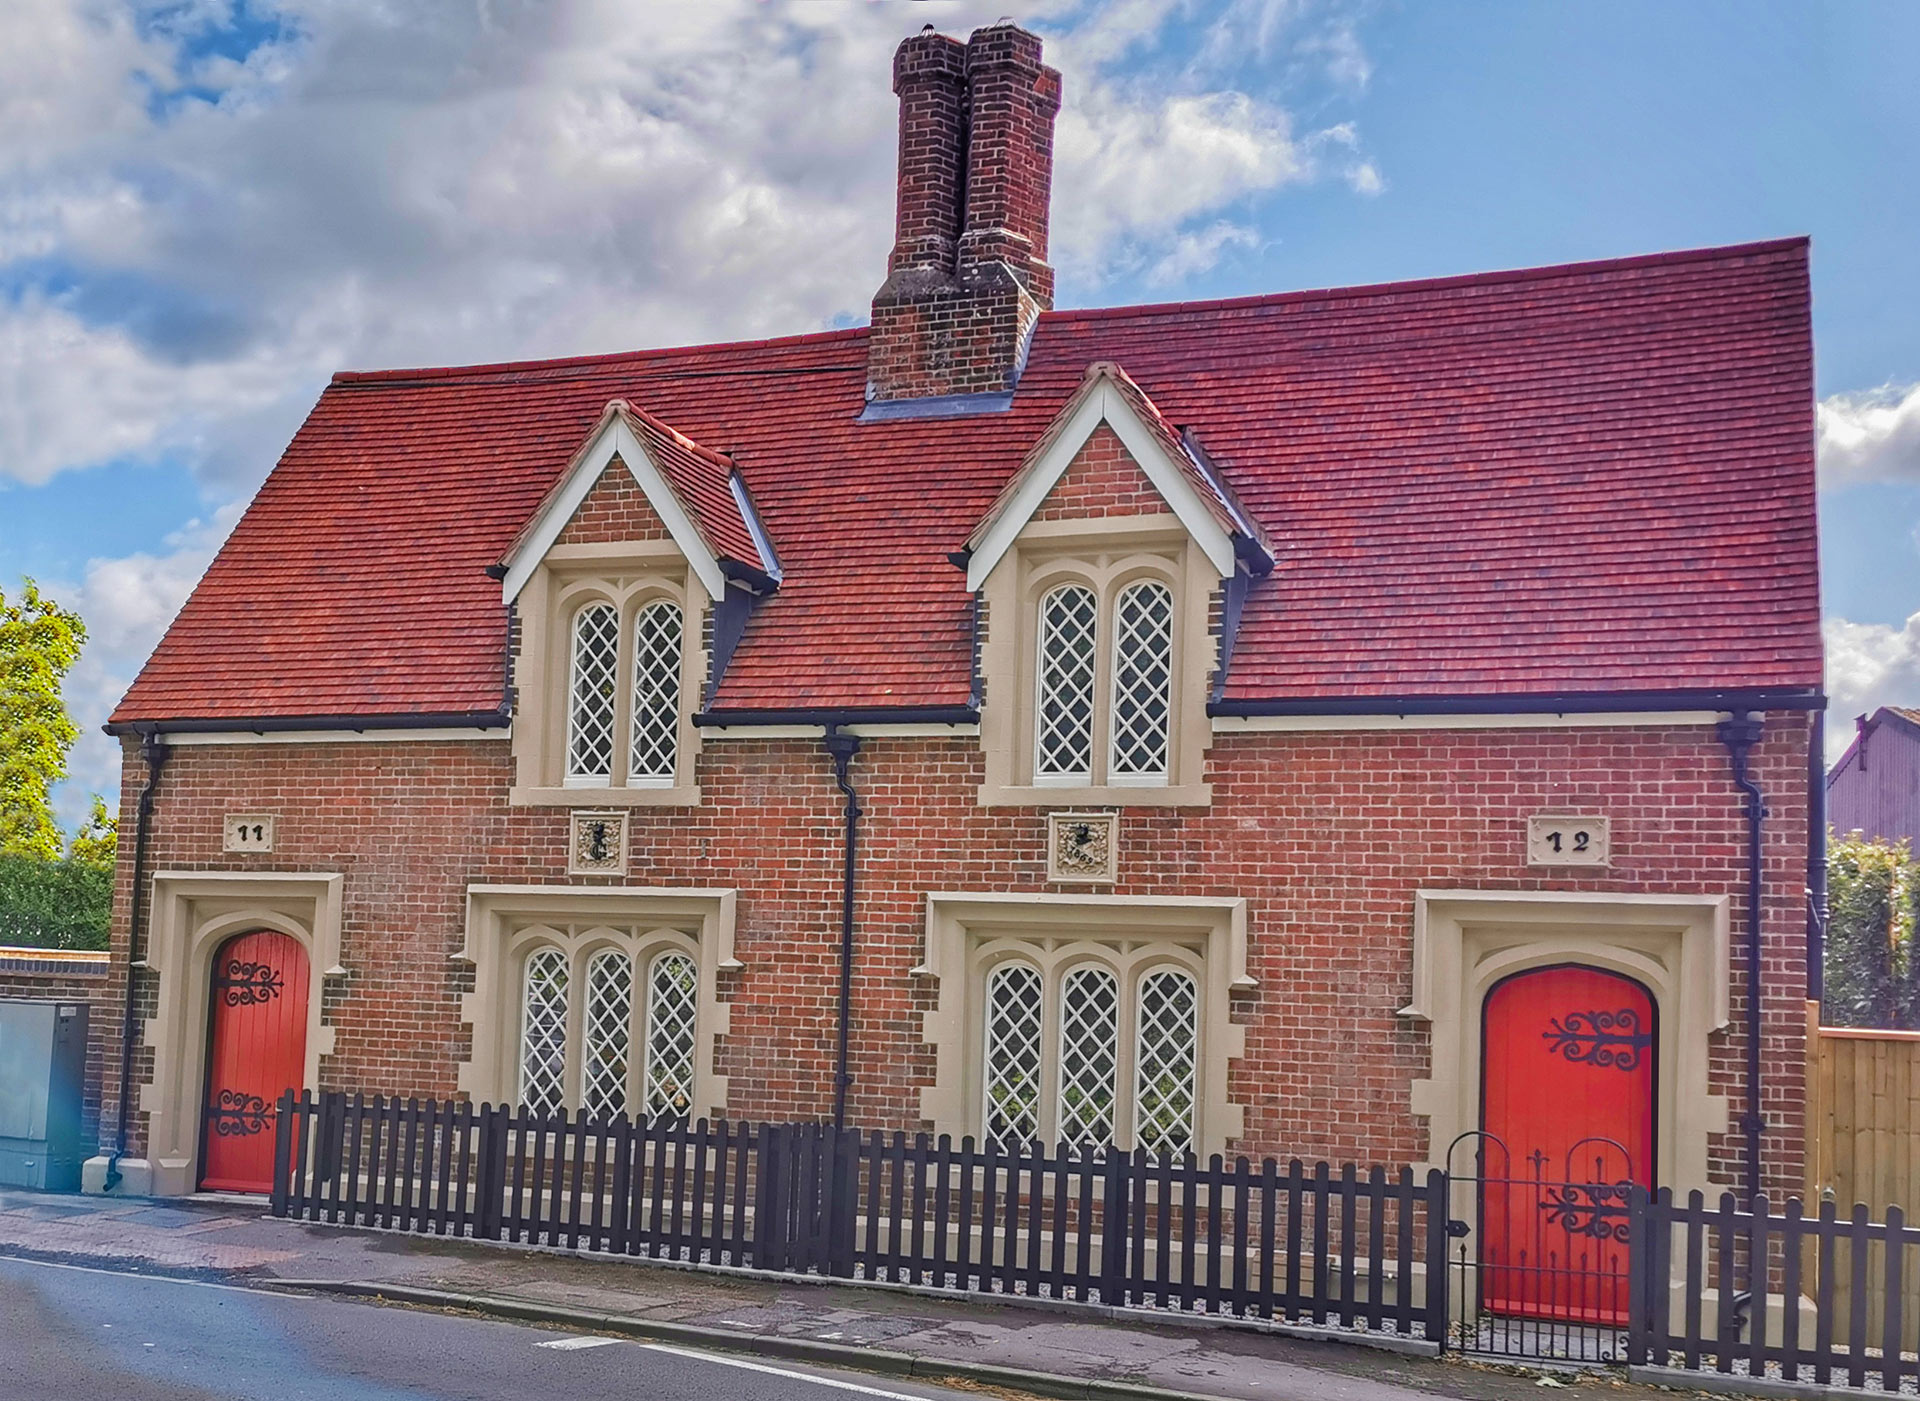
1829,707,1920,847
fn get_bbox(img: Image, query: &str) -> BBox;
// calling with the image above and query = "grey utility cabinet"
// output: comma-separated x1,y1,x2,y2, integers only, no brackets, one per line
0,998,90,1191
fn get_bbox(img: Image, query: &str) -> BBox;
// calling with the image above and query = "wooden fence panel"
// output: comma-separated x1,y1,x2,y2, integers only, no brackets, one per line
1806,1013,1920,1351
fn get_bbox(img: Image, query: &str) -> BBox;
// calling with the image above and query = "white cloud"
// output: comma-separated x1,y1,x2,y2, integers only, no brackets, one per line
2,0,1380,491
1145,220,1260,284
1824,611,1920,765
1817,382,1920,489
45,504,243,827
8,0,1381,813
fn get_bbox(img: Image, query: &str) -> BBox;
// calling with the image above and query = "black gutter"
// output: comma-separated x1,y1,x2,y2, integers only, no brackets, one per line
105,733,169,1193
693,705,978,729
103,709,512,738
823,727,863,1132
1717,711,1768,1202
1209,688,1826,719
1808,710,1827,1006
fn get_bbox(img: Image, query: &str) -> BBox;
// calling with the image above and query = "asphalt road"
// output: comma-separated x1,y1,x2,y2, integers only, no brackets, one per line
0,1257,1018,1401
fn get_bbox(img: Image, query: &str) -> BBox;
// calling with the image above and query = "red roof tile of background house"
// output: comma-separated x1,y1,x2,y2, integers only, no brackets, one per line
110,237,1822,727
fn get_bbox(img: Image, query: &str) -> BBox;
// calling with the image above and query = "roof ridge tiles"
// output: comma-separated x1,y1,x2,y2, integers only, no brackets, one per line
1041,236,1809,327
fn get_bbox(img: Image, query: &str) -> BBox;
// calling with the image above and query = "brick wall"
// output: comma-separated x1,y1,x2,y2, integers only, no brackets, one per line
1034,424,1165,520
553,462,670,546
0,951,111,1155
99,715,1812,1201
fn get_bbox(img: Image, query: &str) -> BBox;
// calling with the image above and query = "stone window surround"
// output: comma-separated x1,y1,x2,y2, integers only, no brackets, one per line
458,884,737,1120
1403,889,1731,1195
977,515,1216,807
508,542,709,807
917,892,1251,1156
84,870,344,1198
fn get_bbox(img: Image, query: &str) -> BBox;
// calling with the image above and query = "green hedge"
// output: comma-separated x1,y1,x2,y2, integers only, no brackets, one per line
0,853,111,951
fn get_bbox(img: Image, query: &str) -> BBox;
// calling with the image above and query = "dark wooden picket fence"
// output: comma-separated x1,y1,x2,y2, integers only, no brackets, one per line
1628,1189,1920,1391
272,1091,1920,1384
270,1090,1447,1338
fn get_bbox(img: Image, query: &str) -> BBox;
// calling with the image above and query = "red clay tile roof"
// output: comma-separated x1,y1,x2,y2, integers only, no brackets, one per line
111,238,1822,726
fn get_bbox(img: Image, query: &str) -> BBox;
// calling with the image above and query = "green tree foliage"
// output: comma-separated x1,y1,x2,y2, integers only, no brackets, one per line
1825,831,1920,1029
68,794,118,870
0,853,112,950
0,580,87,860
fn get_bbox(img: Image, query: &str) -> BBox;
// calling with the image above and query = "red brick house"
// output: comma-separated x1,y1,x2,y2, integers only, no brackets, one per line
74,23,1822,1219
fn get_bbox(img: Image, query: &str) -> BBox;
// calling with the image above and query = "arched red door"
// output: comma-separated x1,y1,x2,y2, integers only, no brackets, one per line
200,930,310,1193
1480,964,1655,1324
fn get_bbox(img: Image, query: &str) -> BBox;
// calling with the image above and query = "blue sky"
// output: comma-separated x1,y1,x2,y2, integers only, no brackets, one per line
3,0,1918,824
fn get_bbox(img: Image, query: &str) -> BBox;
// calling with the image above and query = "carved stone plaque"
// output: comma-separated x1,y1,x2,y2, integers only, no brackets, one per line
1048,811,1118,883
223,814,275,853
569,811,628,876
1526,814,1610,868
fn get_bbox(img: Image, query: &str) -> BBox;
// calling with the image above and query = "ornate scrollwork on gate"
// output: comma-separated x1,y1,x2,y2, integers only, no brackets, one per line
1540,1008,1650,1070
214,959,284,1007
1540,1179,1633,1242
207,1089,273,1137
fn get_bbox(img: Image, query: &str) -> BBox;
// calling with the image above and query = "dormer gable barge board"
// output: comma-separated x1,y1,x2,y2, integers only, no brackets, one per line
964,369,1241,592
500,401,751,604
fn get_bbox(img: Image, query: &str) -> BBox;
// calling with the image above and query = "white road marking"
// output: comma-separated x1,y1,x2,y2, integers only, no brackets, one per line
536,1335,622,1351
639,1342,948,1400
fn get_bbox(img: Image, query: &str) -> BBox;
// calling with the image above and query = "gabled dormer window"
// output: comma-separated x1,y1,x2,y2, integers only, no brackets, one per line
562,594,686,791
1034,584,1098,781
1030,570,1178,791
567,603,621,784
628,599,683,784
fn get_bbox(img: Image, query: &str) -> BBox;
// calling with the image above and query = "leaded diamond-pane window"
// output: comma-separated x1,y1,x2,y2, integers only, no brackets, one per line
629,601,682,783
518,948,570,1115
1035,585,1097,780
1056,966,1119,1145
643,951,698,1118
582,950,632,1117
1134,968,1198,1157
567,603,620,782
1109,581,1173,779
983,962,1044,1143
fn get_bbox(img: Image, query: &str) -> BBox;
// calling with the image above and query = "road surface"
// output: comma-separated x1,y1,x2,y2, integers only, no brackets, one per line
0,1256,1021,1401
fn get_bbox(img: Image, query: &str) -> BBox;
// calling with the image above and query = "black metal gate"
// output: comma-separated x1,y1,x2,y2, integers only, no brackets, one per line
1444,1131,1642,1362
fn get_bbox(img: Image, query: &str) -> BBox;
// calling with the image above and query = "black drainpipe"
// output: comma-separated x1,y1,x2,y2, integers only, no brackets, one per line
106,731,170,1193
1717,711,1767,1202
1807,710,1827,1008
824,726,863,1132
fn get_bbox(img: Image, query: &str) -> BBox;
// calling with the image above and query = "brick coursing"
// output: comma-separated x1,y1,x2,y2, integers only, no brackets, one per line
553,459,670,547
97,716,1812,1201
1034,424,1167,520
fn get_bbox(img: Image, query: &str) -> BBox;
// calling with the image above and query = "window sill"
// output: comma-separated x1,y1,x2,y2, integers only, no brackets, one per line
974,782,1211,809
510,784,701,808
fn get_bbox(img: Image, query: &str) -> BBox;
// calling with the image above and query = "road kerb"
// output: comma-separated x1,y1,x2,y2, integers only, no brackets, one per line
264,1277,1235,1401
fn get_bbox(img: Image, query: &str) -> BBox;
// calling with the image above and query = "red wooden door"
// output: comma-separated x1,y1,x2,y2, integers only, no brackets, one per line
1480,964,1654,1324
200,931,310,1193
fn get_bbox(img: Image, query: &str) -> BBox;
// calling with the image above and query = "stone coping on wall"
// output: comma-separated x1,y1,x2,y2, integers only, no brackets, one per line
0,945,110,977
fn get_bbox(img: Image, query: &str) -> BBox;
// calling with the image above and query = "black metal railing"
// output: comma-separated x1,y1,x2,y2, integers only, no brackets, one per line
271,1091,1447,1338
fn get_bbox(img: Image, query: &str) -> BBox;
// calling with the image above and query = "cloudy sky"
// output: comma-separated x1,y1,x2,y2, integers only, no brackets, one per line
3,0,1918,825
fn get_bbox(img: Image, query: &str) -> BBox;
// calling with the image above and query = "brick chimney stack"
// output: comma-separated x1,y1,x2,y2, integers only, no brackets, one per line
867,23,1062,407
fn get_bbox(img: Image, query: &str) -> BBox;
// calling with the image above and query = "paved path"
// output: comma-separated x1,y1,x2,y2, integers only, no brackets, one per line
0,1188,1658,1401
